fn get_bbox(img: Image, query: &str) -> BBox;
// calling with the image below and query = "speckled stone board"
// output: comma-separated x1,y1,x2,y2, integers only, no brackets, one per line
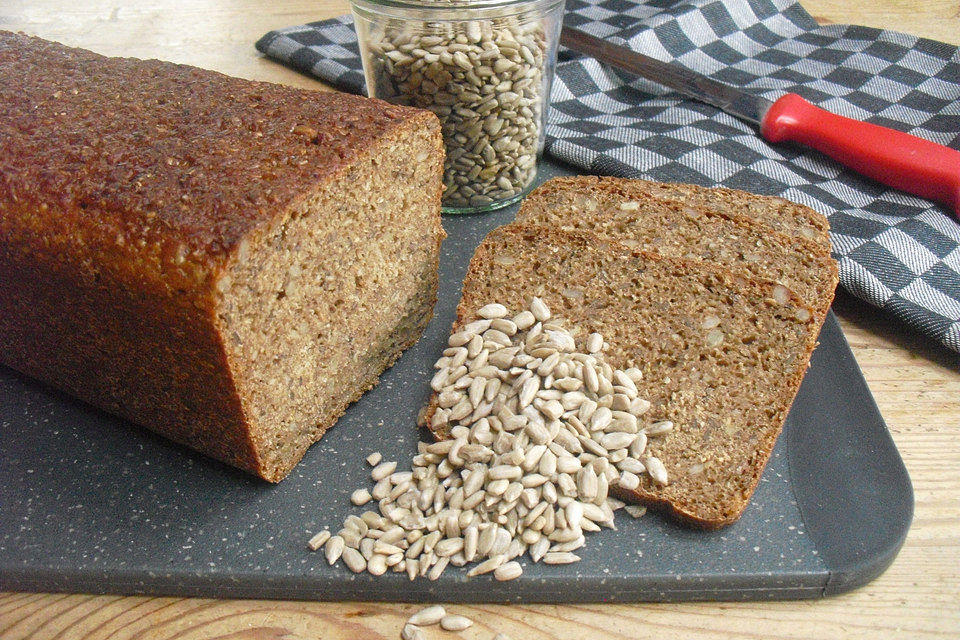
0,161,912,602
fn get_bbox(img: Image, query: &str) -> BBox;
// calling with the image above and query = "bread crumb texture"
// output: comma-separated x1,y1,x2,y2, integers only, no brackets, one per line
518,175,838,325
443,223,819,527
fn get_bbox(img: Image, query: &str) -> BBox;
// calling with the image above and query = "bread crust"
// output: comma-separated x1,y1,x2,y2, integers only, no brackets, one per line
0,32,444,480
0,31,436,293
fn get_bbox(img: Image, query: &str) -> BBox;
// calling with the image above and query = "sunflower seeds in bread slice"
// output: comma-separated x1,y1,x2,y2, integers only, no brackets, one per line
517,176,838,327
523,174,830,249
426,223,819,528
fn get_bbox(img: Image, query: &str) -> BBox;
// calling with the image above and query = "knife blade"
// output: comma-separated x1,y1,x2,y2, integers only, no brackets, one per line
560,26,960,217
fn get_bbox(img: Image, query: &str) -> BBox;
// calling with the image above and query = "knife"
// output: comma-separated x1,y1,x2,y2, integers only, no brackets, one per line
560,26,960,217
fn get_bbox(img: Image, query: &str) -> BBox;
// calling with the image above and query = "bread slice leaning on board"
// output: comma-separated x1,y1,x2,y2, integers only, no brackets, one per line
517,175,838,329
0,32,445,482
425,172,841,528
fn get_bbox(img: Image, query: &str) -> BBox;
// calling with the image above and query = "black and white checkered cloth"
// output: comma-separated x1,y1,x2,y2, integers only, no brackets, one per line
256,0,960,353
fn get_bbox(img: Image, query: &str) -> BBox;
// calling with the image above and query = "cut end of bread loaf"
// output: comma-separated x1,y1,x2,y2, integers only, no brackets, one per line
218,121,445,482
430,223,819,527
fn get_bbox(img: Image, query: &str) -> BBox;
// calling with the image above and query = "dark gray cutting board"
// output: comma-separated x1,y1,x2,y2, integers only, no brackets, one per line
0,160,913,602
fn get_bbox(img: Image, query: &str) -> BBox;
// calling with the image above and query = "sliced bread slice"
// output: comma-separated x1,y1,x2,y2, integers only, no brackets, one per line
428,223,819,528
522,175,832,254
516,175,838,326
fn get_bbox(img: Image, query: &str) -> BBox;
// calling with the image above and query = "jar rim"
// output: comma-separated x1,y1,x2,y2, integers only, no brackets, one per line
350,0,563,12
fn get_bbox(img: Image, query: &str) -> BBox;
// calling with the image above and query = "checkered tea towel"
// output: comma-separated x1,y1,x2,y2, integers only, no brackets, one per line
256,0,960,354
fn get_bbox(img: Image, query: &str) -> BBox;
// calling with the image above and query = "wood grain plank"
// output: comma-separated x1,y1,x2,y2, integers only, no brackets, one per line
1,0,958,638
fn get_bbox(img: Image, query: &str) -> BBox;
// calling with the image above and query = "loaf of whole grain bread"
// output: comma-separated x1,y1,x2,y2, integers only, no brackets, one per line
427,223,820,528
517,176,838,327
0,32,445,482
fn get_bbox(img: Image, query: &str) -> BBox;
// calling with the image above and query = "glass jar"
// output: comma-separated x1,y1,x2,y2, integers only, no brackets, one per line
350,0,565,214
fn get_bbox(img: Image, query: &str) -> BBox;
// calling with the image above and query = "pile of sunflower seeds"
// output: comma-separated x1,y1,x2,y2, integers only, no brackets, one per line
309,298,672,580
364,15,546,208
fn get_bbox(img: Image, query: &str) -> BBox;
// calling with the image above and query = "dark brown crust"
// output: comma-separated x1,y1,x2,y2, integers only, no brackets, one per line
0,32,443,479
0,30,435,293
427,223,819,529
0,240,259,472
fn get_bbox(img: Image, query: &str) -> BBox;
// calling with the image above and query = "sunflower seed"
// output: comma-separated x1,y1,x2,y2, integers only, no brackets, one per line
529,297,551,322
576,466,599,502
494,561,524,581
341,547,366,573
624,504,648,518
440,614,474,631
307,529,331,551
371,461,397,481
645,456,669,485
600,432,635,451
629,432,648,458
645,420,674,437
617,471,640,491
512,310,536,330
367,554,388,576
479,303,509,319
401,624,425,640
428,556,449,581
586,333,603,353
359,537,376,560
590,406,613,431
617,457,645,475
351,489,373,506
408,605,446,626
324,535,345,565
543,551,581,565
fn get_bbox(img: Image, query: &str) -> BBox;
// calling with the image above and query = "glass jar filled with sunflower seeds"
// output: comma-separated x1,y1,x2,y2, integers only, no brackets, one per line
350,0,565,213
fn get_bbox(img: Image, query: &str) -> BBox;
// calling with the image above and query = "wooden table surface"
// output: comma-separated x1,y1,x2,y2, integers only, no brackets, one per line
1,1,958,638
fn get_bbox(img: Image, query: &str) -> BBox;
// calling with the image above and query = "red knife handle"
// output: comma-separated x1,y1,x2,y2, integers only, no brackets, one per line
761,93,960,217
